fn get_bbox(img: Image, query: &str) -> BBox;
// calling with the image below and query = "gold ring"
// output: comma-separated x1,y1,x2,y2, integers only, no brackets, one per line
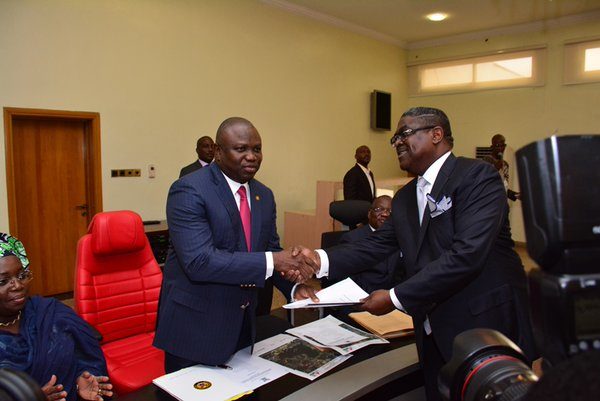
98,389,103,396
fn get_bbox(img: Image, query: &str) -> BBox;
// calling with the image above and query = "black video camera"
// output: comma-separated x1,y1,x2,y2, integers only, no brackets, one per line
438,135,600,401
518,135,600,364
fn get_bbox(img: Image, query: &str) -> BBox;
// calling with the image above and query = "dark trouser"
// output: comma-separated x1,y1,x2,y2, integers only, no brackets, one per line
164,307,254,374
421,333,445,401
165,352,198,374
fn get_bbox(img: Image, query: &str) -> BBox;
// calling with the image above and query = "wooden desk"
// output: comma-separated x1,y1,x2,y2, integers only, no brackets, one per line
283,178,412,248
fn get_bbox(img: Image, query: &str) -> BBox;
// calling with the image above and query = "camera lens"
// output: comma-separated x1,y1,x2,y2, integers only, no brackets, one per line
439,329,538,401
459,354,536,401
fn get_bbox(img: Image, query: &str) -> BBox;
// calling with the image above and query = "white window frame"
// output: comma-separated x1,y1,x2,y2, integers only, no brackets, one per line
563,38,600,85
408,48,546,96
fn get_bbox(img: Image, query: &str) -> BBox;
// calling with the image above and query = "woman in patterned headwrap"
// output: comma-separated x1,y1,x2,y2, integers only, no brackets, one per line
0,233,113,401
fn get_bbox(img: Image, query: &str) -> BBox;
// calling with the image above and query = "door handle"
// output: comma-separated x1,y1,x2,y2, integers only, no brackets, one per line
75,204,88,216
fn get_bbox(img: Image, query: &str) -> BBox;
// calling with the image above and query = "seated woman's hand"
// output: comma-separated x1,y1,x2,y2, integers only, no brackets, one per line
42,375,67,401
76,371,113,400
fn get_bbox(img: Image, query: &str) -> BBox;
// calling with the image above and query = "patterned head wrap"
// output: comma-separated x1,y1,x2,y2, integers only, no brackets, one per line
0,233,30,269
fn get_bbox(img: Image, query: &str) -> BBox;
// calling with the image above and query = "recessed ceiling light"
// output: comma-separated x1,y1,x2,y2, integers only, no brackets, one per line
426,12,448,22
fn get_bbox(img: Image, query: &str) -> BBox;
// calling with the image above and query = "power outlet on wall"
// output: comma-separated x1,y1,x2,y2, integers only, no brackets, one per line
111,169,141,177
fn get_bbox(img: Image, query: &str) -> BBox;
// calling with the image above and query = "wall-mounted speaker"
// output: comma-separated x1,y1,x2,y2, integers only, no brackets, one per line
370,90,391,131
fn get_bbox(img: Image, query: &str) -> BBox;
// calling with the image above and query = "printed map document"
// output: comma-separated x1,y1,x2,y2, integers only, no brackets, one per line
153,347,288,401
283,278,369,309
286,315,388,355
254,333,351,380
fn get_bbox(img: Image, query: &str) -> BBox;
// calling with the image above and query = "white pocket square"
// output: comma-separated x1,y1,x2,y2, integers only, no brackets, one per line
426,194,452,218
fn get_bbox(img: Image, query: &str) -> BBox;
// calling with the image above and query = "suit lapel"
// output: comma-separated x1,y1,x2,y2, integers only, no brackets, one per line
249,180,262,252
210,164,245,248
415,154,456,253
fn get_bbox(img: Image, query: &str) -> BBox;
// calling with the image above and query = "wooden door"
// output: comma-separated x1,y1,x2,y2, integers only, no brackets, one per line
4,108,102,296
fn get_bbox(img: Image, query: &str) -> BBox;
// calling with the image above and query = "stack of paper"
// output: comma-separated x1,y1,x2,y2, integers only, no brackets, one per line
152,348,288,401
283,278,368,309
153,368,251,401
349,310,414,339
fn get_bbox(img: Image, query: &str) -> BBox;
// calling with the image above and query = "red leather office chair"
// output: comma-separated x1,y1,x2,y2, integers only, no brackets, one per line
74,210,165,395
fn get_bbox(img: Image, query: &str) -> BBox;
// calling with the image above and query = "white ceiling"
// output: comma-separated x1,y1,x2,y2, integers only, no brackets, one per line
262,0,600,47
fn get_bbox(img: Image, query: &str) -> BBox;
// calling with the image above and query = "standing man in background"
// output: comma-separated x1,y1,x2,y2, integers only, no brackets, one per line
483,134,520,201
155,117,315,373
343,145,375,202
179,135,215,177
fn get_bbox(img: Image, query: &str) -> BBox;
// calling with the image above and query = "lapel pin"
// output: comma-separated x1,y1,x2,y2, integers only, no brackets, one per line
255,195,260,201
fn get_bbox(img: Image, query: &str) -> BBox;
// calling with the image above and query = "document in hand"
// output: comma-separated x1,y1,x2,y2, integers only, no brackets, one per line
283,277,368,309
349,310,415,339
286,315,388,355
152,348,288,401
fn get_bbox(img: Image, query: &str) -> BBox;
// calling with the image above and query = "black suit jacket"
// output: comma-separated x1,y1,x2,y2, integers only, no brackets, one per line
343,164,375,202
154,163,289,365
329,154,536,363
328,225,403,293
179,160,203,178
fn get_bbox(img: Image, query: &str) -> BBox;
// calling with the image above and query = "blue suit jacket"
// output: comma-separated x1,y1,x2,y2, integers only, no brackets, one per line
154,163,284,365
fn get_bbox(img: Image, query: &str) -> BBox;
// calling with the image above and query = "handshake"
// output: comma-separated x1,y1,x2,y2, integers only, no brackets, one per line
273,246,320,284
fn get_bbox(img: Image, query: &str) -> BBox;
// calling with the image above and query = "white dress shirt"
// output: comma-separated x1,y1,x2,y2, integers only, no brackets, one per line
357,163,375,198
221,172,274,279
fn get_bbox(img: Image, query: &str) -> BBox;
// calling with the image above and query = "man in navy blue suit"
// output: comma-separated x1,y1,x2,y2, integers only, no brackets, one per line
154,117,314,372
297,107,536,401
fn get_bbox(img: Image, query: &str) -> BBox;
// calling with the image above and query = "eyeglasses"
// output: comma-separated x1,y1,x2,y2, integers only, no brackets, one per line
390,125,437,146
371,207,392,215
0,269,33,288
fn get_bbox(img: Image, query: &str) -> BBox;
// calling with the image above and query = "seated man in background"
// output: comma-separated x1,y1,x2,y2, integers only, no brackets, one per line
179,135,215,177
343,145,375,202
323,195,404,322
336,195,404,292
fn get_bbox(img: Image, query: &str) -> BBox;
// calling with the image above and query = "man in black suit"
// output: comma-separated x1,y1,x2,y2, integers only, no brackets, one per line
179,136,215,177
343,145,375,202
299,107,536,401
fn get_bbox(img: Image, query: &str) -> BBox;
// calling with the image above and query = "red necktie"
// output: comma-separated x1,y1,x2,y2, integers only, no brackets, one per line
237,186,251,252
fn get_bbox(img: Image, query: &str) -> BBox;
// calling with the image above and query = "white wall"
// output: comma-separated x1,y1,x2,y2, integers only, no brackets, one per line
407,21,600,241
0,0,407,239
